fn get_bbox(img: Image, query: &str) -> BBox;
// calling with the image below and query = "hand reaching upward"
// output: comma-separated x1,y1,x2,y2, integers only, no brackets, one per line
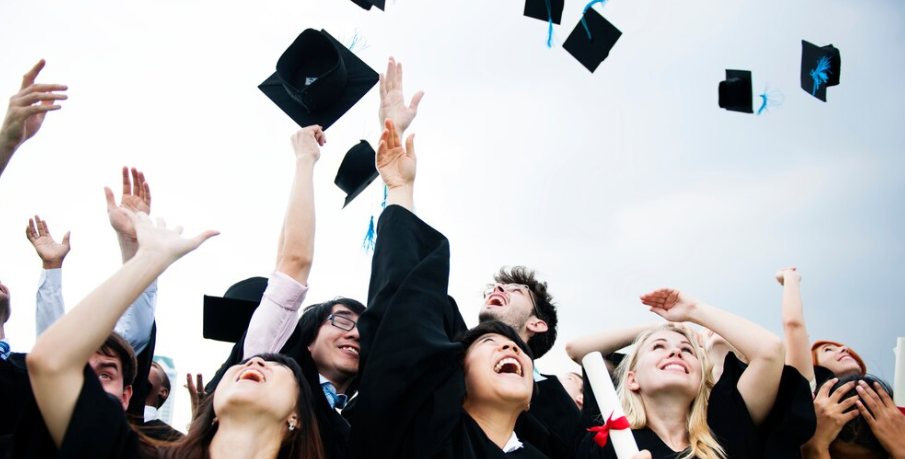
126,210,218,264
1,60,67,153
25,215,70,269
378,57,424,133
640,288,700,323
376,119,416,191
105,167,151,261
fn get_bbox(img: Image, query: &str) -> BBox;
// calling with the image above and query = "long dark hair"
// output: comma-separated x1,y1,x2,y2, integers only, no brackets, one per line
153,353,323,459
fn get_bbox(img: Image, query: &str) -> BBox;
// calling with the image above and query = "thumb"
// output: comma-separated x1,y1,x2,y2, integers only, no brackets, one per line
409,91,425,110
104,187,117,210
405,133,416,161
191,230,220,248
62,231,71,247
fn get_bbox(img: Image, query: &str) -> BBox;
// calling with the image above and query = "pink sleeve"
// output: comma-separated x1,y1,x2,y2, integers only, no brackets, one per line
243,271,308,358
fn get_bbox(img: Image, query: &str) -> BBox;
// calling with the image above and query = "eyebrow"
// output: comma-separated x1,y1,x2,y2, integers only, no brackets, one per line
96,361,120,373
650,338,692,346
332,309,354,317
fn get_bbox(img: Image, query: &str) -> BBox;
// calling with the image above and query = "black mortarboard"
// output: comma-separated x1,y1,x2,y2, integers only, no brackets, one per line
368,0,385,10
259,29,379,130
562,8,622,73
718,69,753,114
524,0,564,24
350,0,372,10
335,140,379,208
203,277,267,343
800,40,841,102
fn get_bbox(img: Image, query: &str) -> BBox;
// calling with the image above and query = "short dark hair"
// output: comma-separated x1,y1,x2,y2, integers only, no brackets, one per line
98,332,138,387
820,374,894,457
298,297,366,347
494,266,557,358
0,295,10,325
456,320,535,362
150,361,171,408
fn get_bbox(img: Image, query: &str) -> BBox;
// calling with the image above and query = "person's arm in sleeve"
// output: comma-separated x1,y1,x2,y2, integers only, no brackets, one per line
26,215,70,336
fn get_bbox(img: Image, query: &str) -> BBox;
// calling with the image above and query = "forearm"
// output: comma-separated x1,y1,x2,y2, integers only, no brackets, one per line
565,322,658,364
275,158,315,284
781,278,814,380
35,269,65,336
801,442,831,459
118,234,139,263
386,185,414,213
244,272,308,358
689,302,784,366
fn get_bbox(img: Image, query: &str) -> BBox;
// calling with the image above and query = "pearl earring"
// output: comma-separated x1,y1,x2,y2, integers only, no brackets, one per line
288,421,296,431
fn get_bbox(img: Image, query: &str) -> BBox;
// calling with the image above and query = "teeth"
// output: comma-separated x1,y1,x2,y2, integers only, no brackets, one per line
663,364,685,373
493,357,523,376
341,346,359,355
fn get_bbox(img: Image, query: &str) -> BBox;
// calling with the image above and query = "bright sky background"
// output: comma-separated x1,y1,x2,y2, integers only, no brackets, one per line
1,0,903,432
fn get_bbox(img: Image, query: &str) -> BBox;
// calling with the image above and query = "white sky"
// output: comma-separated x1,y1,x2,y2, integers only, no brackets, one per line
1,0,903,431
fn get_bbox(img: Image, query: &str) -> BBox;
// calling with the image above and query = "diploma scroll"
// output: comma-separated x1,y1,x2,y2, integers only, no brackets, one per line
582,351,639,459
894,337,904,410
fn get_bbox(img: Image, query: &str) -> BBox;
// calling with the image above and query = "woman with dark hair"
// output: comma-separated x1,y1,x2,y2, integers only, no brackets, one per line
26,210,324,459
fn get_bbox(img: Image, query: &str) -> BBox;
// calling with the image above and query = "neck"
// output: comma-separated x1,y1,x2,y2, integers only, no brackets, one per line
0,324,6,340
319,370,352,395
462,398,521,450
209,415,286,459
641,392,692,452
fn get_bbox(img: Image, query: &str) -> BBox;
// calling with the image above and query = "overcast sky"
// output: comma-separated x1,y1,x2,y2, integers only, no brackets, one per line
1,0,903,431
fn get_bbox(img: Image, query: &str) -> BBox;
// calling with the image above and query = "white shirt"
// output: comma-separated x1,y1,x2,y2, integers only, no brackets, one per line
502,431,524,453
144,405,160,422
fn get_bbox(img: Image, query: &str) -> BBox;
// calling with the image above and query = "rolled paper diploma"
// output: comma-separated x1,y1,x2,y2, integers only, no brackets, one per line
894,337,904,411
583,351,639,458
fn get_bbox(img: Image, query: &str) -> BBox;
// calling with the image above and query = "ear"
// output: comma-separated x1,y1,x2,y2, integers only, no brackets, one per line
525,318,548,334
160,386,170,399
625,371,641,392
121,385,134,410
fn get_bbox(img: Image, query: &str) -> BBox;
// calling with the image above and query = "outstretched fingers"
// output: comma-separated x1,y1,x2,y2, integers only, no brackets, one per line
405,133,416,161
20,60,46,90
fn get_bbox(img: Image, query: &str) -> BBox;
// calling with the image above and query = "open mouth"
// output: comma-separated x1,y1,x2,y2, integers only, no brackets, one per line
493,357,523,376
659,362,689,374
236,368,266,383
486,294,506,307
339,345,359,357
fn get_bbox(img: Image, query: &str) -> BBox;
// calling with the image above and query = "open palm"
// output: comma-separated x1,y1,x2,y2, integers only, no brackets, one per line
105,167,151,240
25,216,70,266
640,288,698,323
376,119,416,190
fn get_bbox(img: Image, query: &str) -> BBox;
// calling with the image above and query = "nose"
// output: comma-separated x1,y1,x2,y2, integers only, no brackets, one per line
494,284,504,293
245,357,266,368
346,326,360,340
839,346,849,355
500,342,520,354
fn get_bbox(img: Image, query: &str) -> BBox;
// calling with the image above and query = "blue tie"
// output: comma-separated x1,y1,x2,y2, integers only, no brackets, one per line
0,341,10,361
321,382,348,409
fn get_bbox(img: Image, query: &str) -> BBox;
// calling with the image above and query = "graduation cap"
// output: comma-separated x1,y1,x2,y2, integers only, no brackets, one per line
202,277,267,343
718,69,753,114
563,7,622,73
259,29,379,130
800,40,841,102
350,0,373,10
524,0,564,24
335,140,379,208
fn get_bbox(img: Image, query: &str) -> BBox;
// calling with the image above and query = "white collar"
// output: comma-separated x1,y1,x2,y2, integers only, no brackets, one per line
502,431,524,453
144,405,159,422
318,373,331,385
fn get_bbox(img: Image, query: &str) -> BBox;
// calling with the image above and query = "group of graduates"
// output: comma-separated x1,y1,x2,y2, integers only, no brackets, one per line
0,56,903,459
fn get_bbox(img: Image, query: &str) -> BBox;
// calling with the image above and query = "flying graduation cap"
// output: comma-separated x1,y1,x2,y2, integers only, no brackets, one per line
259,29,379,130
524,0,564,47
800,40,841,102
350,0,374,10
718,69,753,114
202,277,267,343
335,140,379,208
563,6,622,73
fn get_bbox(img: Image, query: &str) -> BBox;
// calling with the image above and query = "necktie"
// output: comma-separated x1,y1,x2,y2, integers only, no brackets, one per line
322,381,348,409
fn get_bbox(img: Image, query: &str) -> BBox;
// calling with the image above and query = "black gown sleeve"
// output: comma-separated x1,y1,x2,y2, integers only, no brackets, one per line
347,205,467,459
57,365,144,459
758,365,816,459
516,376,582,459
706,353,760,459
127,322,157,422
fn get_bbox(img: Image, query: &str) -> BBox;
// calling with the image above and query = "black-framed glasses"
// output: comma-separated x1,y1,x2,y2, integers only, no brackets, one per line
325,314,357,331
482,283,542,319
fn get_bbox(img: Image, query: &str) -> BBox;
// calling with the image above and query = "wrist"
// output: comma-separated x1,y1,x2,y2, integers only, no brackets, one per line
117,235,139,262
685,301,708,324
42,260,63,270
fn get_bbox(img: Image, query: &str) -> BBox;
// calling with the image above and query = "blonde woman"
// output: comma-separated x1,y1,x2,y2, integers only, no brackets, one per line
569,289,802,459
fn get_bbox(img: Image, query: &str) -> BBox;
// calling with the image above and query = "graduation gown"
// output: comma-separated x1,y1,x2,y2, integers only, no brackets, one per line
0,353,30,458
515,375,582,459
344,205,548,459
138,419,184,442
206,314,352,459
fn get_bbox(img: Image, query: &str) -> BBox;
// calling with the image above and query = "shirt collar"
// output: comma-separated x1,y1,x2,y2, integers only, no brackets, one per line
502,431,524,453
533,366,547,382
144,405,160,422
0,339,10,361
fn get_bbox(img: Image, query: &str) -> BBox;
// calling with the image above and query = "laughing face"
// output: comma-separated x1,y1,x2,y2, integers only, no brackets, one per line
626,330,703,399
815,343,862,376
307,305,360,391
214,357,300,423
462,333,534,408
478,284,536,337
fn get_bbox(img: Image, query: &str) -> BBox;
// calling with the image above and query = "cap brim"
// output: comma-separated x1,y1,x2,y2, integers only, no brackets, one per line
202,295,260,343
342,169,380,208
524,0,564,24
350,0,373,10
259,30,379,130
724,69,753,113
562,9,622,73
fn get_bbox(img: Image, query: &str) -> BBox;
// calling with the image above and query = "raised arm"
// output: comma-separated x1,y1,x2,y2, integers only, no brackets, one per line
26,211,216,446
378,57,424,135
377,120,416,211
565,322,660,364
0,60,67,179
641,288,785,426
776,267,815,382
26,215,70,335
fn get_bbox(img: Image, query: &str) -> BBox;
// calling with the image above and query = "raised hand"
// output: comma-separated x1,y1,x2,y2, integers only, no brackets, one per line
775,266,800,286
378,57,424,133
640,288,699,323
631,451,652,459
1,60,67,154
185,373,207,421
126,210,218,264
291,125,325,163
25,215,70,269
856,381,905,458
376,119,416,191
104,167,151,261
805,380,860,452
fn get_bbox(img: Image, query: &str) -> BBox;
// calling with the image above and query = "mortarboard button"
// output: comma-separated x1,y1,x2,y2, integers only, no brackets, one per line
718,69,753,114
800,40,841,102
524,0,564,24
259,29,379,130
335,140,379,209
563,8,622,73
203,277,267,343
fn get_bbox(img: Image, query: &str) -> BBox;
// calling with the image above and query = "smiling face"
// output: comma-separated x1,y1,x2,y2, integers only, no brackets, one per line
307,305,360,391
558,372,584,409
214,357,300,423
479,284,536,338
815,343,862,377
626,330,703,400
462,333,534,409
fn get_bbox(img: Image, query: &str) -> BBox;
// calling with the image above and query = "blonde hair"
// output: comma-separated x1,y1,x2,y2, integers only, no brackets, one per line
615,324,726,459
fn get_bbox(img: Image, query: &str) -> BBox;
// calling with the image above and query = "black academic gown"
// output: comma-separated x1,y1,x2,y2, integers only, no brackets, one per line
207,319,352,459
344,205,548,459
138,419,184,442
0,353,31,458
515,375,581,459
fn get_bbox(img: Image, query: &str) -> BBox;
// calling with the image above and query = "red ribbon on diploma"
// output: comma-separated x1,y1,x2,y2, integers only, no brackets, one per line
587,412,631,448
898,406,905,416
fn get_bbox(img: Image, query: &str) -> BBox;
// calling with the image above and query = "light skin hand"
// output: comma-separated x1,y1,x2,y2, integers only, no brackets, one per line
185,373,207,421
776,266,800,286
856,381,905,459
378,57,424,133
1,60,67,155
291,125,325,163
376,119,416,211
126,210,218,265
640,288,699,323
104,167,151,262
25,215,71,269
804,380,860,451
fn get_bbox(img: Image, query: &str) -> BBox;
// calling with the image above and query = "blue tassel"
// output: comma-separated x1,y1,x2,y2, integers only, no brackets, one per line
381,184,387,209
810,56,831,96
545,0,554,48
347,29,369,52
757,85,784,116
363,216,376,253
581,0,609,39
